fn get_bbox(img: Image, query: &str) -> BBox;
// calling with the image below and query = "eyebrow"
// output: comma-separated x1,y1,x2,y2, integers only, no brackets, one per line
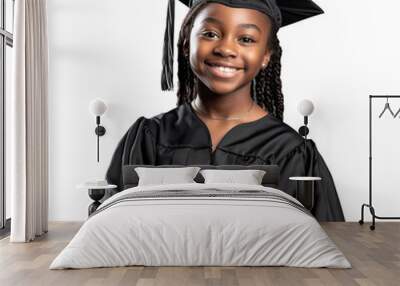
202,17,262,33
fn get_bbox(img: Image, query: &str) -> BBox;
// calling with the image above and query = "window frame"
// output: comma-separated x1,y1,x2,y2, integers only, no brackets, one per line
0,0,14,231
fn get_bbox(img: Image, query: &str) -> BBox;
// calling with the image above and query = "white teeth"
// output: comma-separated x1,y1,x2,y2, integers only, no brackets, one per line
216,66,238,73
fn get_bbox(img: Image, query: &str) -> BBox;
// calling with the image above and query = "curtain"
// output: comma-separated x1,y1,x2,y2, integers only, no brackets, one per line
10,0,49,242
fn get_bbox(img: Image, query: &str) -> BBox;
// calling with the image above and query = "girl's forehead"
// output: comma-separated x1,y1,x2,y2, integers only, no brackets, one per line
193,3,271,29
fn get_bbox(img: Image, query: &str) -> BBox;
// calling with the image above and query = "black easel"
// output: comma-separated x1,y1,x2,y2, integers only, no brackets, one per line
359,95,400,230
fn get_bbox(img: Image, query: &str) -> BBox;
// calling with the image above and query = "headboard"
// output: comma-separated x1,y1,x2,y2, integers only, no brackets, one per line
122,164,280,190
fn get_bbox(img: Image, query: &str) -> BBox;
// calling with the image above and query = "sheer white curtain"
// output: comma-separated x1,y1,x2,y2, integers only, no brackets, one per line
10,0,49,242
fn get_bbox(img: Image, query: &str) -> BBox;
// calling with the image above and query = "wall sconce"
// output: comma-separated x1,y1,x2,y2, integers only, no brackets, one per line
89,99,107,162
297,99,315,140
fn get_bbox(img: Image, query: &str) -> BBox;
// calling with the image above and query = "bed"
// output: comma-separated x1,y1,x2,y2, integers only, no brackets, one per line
50,165,350,269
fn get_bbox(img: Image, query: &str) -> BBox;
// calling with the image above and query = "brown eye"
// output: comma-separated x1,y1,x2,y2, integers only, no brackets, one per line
201,31,219,39
240,36,256,44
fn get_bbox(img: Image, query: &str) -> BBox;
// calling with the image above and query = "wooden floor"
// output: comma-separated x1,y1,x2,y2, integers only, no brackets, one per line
0,222,399,286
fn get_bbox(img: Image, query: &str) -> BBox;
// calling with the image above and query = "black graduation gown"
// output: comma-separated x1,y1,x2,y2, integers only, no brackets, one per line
106,103,345,221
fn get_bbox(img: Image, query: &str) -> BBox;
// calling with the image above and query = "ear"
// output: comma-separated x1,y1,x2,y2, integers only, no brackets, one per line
262,50,272,68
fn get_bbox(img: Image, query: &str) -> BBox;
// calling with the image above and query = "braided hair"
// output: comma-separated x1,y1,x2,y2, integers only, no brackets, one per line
176,2,284,120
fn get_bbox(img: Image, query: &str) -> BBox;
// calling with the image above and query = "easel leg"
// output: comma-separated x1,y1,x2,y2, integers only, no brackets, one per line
359,204,366,225
369,206,376,231
359,204,376,231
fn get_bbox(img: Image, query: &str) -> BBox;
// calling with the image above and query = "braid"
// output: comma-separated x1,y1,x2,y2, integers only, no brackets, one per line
255,36,284,120
177,3,206,106
176,3,285,121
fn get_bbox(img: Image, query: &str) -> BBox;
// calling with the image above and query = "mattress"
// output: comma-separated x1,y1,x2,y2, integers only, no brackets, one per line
50,183,351,269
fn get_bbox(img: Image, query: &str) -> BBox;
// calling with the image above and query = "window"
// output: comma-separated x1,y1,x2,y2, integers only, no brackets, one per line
0,0,14,234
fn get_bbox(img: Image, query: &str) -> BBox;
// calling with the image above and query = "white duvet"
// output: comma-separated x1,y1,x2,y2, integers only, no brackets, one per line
50,183,351,269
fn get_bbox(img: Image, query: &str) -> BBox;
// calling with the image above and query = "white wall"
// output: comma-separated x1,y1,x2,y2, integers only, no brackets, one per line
47,0,400,221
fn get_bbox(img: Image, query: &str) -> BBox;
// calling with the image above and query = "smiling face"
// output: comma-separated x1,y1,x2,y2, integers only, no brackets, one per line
189,3,273,96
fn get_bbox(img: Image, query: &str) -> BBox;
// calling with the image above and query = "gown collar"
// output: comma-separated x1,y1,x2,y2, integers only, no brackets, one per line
184,102,271,150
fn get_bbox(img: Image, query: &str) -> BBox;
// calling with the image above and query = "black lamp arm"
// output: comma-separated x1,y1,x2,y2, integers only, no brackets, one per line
298,115,309,139
303,116,308,126
94,116,106,162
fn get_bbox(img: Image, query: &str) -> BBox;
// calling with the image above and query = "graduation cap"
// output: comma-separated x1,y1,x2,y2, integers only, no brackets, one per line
161,0,324,90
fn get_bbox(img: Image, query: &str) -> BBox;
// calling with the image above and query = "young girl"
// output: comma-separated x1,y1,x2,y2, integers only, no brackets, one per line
106,0,345,221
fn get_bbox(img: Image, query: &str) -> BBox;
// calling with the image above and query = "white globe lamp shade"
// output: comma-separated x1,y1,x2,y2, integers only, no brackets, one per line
89,99,107,116
297,99,314,116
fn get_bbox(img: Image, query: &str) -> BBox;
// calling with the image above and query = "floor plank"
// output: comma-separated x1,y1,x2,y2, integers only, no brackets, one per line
0,222,399,286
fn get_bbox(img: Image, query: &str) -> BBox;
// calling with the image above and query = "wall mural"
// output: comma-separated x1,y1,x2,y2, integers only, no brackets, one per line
105,0,345,221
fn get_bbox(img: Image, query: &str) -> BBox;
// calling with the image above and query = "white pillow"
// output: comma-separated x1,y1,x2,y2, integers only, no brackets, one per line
200,169,266,185
135,167,201,186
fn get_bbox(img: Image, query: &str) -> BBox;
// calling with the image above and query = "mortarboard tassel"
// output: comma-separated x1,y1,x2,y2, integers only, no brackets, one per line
161,0,175,91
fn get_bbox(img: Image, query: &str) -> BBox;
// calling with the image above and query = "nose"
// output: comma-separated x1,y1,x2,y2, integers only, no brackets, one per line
213,37,237,58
